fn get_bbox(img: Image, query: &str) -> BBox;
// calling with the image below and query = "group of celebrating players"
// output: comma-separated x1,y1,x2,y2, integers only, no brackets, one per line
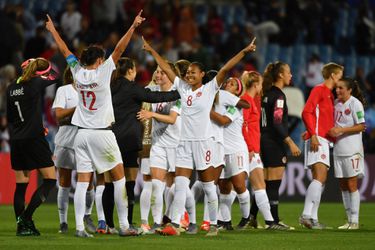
6,10,365,237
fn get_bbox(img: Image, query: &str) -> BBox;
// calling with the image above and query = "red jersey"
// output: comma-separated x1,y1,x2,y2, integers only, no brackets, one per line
302,83,334,141
241,93,260,153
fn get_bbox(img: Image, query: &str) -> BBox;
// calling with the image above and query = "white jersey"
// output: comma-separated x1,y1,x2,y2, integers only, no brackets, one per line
149,85,182,148
52,84,79,148
212,90,240,142
68,55,116,128
173,76,220,141
333,96,365,156
223,105,248,154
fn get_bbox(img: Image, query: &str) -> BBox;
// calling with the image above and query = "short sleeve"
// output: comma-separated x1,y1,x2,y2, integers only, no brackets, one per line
170,100,182,115
353,100,365,124
52,87,66,109
219,90,240,107
224,105,240,122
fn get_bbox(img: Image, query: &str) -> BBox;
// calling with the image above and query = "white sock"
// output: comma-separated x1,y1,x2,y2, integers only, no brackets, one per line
311,184,324,221
191,180,204,202
164,185,170,205
57,186,70,224
341,191,351,222
185,188,196,224
237,190,250,219
85,189,95,216
203,195,210,221
202,181,218,225
140,181,152,224
254,189,274,222
165,184,175,218
95,185,105,221
171,176,189,225
349,190,360,224
151,179,164,224
302,179,322,218
230,190,237,203
74,182,89,231
113,177,129,229
219,193,233,222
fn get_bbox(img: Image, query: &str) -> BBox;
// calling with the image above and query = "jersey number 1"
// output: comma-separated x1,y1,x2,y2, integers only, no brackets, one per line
14,101,24,122
80,91,97,110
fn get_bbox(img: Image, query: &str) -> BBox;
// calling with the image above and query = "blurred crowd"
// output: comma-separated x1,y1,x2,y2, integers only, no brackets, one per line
1,0,375,153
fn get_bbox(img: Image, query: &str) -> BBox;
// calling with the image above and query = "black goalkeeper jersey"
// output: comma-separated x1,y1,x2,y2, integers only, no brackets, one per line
111,78,180,151
6,77,56,140
260,85,289,143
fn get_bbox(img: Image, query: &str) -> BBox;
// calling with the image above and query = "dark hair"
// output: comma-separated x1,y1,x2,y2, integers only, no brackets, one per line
262,61,287,93
340,77,367,107
111,57,135,82
63,66,73,85
189,61,205,72
174,59,191,78
80,45,105,66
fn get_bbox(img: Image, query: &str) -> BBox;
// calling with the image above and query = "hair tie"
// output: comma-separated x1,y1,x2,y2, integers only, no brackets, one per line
232,77,243,95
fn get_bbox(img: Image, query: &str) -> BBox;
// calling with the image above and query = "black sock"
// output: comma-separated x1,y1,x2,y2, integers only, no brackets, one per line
23,179,56,220
14,183,28,219
249,194,258,219
126,181,135,225
102,182,115,228
266,180,281,224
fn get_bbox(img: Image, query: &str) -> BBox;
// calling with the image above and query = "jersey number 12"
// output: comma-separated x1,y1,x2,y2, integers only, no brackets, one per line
80,91,97,110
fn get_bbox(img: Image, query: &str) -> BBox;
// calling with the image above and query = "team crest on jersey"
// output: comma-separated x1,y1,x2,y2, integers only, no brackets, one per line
344,108,351,115
282,156,287,163
321,154,326,160
196,92,202,97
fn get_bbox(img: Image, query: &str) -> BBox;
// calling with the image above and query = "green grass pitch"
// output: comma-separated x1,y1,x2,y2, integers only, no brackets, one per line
0,202,374,250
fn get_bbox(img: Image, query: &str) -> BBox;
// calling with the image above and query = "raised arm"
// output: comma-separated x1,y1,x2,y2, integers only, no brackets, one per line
142,37,177,83
45,14,73,58
111,10,145,64
216,37,256,86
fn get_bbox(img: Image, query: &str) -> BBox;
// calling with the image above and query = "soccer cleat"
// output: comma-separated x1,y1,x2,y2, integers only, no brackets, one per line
148,223,162,234
200,221,210,231
247,215,258,229
278,221,295,230
75,230,94,238
185,223,198,234
59,222,68,233
180,211,190,229
140,223,151,234
299,215,313,229
218,221,234,231
107,227,119,234
21,218,41,236
16,217,34,236
237,217,250,230
158,223,180,236
205,225,218,236
162,215,171,226
96,220,107,234
348,223,359,230
119,227,140,237
311,220,332,230
83,215,96,234
338,222,350,229
266,223,289,231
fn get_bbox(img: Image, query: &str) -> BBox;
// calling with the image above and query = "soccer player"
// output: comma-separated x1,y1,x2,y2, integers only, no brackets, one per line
328,77,366,230
46,11,145,237
241,71,288,230
7,57,57,236
299,63,344,229
142,36,256,236
259,62,301,229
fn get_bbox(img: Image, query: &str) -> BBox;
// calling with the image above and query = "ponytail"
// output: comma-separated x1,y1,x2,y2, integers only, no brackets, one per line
341,77,367,107
19,58,51,83
262,61,286,94
111,57,135,84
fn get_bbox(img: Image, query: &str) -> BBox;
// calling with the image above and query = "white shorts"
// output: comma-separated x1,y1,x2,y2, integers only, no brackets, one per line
334,154,364,178
304,136,330,169
150,145,176,173
176,138,214,171
54,145,76,169
74,129,122,174
211,141,225,167
249,153,263,173
220,151,249,179
140,158,150,175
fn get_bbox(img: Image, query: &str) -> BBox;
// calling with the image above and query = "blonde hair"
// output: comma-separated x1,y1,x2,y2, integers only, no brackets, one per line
20,58,50,83
322,62,344,80
241,71,262,90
